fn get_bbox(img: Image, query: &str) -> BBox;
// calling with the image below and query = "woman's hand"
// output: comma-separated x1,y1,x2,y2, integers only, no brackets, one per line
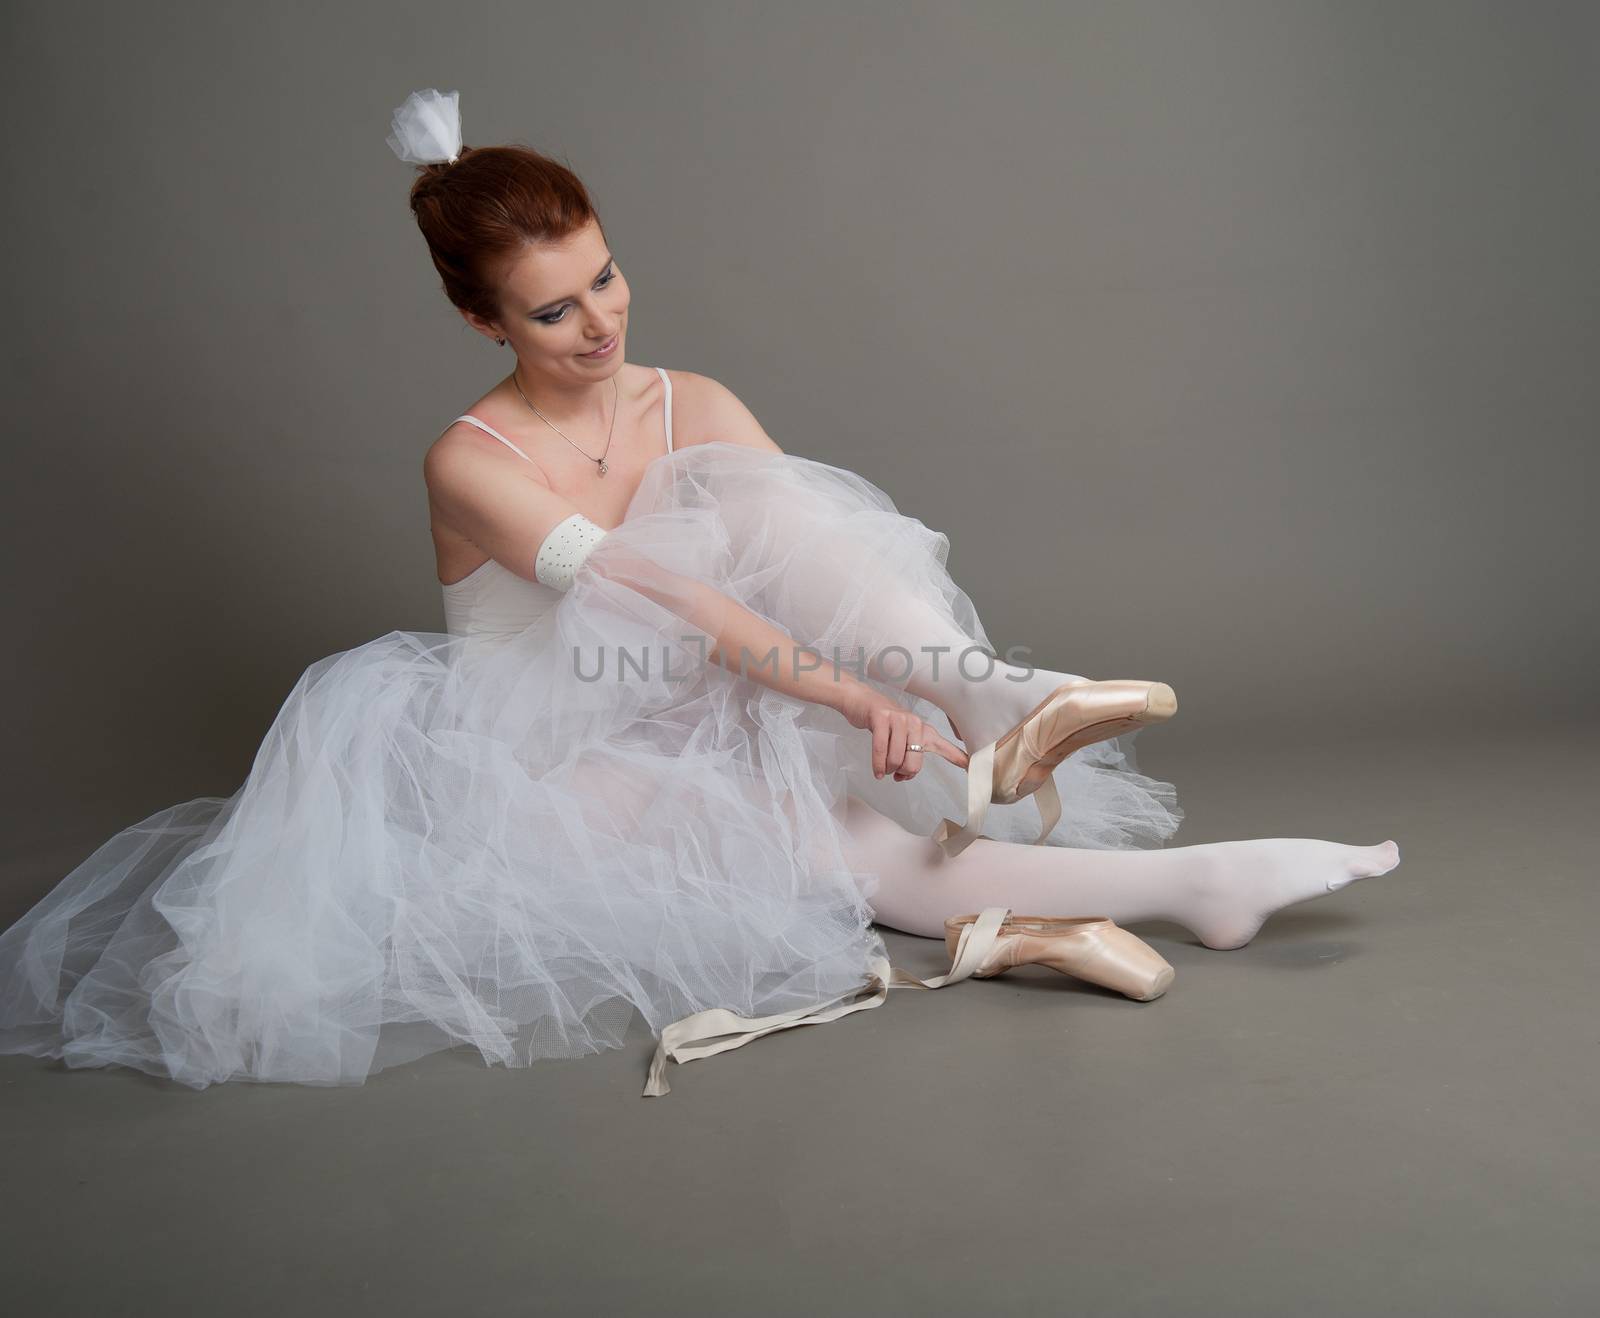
838,684,969,783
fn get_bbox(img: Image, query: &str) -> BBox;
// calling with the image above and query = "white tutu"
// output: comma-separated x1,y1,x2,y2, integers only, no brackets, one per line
0,442,1182,1090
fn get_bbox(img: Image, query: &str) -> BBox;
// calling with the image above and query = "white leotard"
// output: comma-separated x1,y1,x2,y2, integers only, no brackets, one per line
439,365,674,638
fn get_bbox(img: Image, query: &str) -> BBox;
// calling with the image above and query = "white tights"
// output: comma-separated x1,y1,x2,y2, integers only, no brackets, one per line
837,795,1401,950
574,750,1400,954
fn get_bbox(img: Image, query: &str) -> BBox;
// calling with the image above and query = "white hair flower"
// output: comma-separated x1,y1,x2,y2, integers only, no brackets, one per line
386,88,463,165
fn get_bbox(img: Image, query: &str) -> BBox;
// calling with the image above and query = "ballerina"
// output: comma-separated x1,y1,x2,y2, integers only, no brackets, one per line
0,89,1400,1097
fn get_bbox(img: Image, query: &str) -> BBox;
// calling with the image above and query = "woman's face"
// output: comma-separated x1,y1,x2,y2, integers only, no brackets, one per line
470,218,630,380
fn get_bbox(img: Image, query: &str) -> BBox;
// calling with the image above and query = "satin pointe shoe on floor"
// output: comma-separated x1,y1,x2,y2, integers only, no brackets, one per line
934,679,1178,858
943,911,1176,1002
643,908,1169,1095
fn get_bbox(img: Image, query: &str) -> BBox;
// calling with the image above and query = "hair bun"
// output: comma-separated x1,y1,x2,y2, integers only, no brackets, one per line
386,88,463,166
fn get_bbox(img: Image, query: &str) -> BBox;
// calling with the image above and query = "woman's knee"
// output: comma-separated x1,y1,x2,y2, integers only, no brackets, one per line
838,795,908,857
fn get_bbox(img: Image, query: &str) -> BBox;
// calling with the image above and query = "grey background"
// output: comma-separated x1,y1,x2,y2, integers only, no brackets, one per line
2,3,1596,1315
4,0,1594,865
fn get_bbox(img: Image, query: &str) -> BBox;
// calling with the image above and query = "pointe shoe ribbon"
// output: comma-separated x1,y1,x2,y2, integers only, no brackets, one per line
933,680,1177,859
932,742,1063,859
643,907,1013,1096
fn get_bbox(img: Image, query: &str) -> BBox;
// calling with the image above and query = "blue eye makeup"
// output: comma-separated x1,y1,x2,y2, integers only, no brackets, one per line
533,264,618,325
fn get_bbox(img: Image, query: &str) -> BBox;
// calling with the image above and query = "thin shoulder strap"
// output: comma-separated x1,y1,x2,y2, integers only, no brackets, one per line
451,414,536,465
654,366,674,453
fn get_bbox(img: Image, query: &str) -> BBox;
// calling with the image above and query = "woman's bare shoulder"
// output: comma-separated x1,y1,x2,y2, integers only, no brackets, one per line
665,369,784,455
423,406,552,484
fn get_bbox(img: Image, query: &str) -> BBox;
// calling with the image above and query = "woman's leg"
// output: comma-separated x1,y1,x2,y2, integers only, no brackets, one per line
718,479,1096,751
857,598,1092,753
837,796,1401,950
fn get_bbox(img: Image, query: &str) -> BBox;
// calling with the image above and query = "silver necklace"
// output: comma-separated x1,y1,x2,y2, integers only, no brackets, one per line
510,367,619,477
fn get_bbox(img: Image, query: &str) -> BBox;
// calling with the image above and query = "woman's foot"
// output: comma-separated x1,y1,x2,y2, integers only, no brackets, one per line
1175,838,1403,949
933,676,1176,858
942,663,1091,752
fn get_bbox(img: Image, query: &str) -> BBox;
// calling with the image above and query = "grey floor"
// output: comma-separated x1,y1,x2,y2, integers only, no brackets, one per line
2,722,1595,1317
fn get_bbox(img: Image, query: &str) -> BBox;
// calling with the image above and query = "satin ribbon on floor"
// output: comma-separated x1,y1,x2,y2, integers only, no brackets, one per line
642,906,1012,1096
931,740,1063,859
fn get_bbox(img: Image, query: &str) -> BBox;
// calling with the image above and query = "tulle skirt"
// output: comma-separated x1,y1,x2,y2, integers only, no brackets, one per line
0,442,1182,1090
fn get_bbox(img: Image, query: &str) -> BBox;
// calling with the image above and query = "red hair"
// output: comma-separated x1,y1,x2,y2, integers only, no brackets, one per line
401,143,605,323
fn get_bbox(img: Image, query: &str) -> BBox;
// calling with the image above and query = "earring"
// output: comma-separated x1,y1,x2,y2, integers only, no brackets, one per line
495,336,506,347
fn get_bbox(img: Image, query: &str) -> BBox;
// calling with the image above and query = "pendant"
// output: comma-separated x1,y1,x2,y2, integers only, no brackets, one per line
598,459,608,477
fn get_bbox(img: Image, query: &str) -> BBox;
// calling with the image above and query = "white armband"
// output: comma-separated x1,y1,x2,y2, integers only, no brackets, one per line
535,512,608,592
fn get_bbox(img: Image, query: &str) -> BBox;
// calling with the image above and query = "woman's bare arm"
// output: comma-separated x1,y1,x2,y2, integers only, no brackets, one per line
674,372,785,454
674,378,969,774
423,434,966,778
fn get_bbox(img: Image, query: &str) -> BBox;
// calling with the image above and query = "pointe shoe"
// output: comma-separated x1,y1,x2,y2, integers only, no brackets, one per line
934,680,1178,858
943,911,1175,1002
